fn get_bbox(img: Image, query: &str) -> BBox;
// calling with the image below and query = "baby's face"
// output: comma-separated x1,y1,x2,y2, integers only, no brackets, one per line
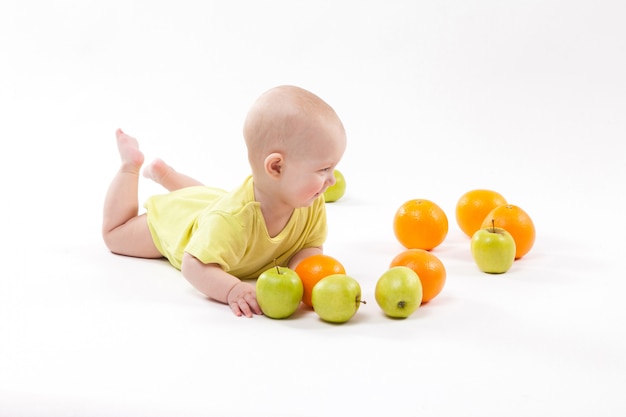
279,119,346,208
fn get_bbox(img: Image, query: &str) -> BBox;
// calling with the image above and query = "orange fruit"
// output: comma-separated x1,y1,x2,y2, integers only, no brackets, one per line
455,189,508,237
393,199,448,250
481,204,535,259
390,249,446,304
295,254,346,307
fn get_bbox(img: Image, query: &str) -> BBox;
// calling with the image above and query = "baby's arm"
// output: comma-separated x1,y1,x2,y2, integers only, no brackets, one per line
180,252,261,318
288,246,323,270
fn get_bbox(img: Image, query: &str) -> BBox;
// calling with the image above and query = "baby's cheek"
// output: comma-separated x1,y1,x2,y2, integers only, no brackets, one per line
302,180,324,198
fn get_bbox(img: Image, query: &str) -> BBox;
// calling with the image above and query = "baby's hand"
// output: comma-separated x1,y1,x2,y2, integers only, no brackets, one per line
227,282,262,318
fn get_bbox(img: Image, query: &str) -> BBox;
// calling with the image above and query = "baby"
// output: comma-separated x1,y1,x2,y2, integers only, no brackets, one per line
102,85,347,317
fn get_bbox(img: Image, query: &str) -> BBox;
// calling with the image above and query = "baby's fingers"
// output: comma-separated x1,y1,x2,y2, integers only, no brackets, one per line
241,293,262,317
231,298,253,318
227,282,261,318
246,293,262,316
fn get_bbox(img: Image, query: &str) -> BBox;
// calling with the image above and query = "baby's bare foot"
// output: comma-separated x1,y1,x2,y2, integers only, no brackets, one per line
143,158,173,185
116,128,144,170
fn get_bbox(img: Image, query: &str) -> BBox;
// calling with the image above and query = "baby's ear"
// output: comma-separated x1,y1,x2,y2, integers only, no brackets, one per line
264,152,283,178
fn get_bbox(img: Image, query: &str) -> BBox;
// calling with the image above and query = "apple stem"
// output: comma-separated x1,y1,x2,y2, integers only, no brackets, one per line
274,258,281,274
491,219,496,233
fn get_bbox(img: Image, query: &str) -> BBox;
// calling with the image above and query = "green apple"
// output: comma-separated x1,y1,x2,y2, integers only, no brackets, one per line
311,274,363,323
375,266,423,318
470,222,516,274
323,169,346,203
256,265,303,319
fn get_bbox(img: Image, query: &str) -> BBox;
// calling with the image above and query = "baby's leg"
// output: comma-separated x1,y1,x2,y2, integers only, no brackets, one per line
102,129,162,258
143,158,204,191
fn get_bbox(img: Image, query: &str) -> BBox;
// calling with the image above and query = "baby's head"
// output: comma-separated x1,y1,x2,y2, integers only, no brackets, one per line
243,86,346,171
243,86,346,207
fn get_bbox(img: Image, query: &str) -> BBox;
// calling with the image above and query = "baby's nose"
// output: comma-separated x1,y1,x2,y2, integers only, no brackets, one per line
327,171,336,186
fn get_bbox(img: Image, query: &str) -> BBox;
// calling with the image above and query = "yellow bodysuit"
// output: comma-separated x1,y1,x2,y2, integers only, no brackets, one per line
144,176,327,279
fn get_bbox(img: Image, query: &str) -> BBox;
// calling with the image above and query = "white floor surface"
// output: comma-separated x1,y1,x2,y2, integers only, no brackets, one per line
1,1,625,416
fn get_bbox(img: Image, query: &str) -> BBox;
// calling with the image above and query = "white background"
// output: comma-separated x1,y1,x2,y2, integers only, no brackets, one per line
1,1,625,416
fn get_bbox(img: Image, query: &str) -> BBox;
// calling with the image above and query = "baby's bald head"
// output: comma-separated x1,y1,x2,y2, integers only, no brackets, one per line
243,86,345,173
